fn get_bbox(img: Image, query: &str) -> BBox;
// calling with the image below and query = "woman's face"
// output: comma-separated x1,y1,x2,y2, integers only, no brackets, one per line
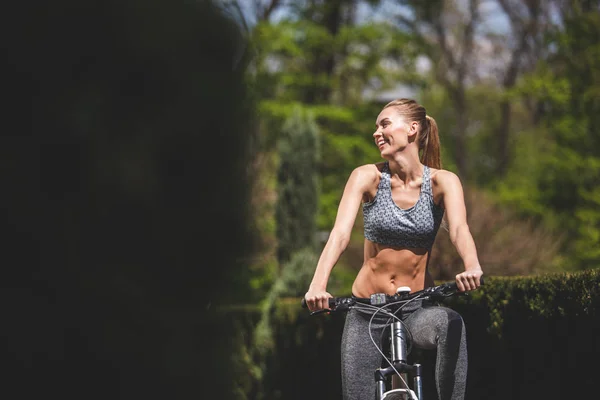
373,107,412,156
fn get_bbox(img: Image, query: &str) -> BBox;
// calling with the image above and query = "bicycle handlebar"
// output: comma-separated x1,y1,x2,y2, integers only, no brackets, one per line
301,276,485,313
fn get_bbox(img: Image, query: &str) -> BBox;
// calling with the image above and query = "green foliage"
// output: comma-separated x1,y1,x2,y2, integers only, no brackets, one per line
246,148,279,302
276,105,320,264
259,99,381,230
493,127,554,217
249,8,419,105
450,270,600,338
450,269,600,399
331,23,421,105
250,247,319,399
512,5,600,268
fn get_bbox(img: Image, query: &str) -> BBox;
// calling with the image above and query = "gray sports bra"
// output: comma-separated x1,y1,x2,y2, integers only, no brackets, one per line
362,162,444,249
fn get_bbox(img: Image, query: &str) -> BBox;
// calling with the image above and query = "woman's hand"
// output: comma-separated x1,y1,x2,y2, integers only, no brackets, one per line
455,268,484,292
304,288,333,312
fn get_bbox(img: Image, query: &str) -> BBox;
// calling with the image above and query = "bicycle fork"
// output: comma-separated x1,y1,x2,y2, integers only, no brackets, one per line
375,321,423,400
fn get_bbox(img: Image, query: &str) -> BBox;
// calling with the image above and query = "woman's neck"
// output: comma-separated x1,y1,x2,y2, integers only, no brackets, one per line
387,152,423,182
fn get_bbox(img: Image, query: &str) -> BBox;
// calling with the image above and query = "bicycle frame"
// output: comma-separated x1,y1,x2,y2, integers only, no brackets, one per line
376,318,422,400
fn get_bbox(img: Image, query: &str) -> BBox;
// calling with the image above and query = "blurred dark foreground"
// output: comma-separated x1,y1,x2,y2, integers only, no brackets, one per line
1,1,255,399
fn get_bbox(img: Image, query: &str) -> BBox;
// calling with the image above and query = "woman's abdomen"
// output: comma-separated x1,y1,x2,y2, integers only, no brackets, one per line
352,241,432,297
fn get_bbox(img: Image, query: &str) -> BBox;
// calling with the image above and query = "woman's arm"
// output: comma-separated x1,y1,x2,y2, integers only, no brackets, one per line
304,165,376,311
437,170,484,292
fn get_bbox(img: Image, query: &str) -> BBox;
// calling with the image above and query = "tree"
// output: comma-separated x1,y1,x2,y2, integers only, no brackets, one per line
276,106,321,264
393,0,482,179
532,0,600,267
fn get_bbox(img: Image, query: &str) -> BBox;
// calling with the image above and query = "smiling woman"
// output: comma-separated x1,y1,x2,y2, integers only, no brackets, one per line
373,99,442,170
303,98,483,400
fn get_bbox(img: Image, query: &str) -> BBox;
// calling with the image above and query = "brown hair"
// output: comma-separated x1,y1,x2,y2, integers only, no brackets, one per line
383,98,442,169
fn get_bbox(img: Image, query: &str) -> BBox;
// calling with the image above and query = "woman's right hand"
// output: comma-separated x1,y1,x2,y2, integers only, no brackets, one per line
304,288,333,312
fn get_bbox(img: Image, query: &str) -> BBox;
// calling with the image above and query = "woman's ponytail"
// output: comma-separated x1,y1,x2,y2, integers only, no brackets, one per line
420,115,442,169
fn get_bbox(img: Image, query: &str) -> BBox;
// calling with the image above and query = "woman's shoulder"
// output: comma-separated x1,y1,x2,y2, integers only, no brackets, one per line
429,168,462,188
352,162,385,175
349,163,383,185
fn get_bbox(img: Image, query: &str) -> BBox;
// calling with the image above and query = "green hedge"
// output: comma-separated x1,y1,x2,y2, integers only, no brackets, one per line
221,269,600,399
456,269,600,399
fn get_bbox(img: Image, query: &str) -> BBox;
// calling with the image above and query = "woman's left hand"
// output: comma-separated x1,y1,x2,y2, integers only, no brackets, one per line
455,268,483,292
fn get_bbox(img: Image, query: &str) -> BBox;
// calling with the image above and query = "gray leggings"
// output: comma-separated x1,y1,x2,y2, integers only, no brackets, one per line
340,299,467,400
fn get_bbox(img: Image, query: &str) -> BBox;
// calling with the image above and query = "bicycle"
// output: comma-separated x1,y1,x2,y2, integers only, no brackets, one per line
301,278,484,400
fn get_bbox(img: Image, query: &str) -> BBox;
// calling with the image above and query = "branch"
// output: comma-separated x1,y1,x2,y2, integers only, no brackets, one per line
456,0,480,83
260,0,282,21
497,0,526,29
433,14,458,72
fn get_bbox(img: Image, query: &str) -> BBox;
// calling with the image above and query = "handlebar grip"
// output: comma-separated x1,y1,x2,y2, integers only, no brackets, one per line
456,275,485,289
301,297,336,309
446,275,485,292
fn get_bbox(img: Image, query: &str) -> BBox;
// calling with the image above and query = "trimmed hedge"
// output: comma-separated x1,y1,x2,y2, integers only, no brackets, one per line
221,269,600,399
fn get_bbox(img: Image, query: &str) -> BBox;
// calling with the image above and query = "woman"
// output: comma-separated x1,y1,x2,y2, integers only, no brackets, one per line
304,98,484,400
